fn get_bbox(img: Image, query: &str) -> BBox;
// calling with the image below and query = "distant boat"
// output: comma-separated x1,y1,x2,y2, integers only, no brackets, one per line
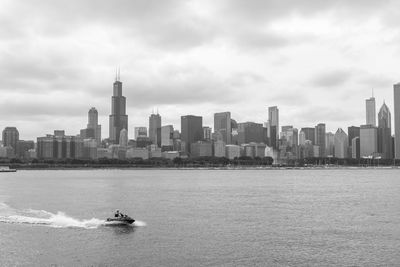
0,166,17,172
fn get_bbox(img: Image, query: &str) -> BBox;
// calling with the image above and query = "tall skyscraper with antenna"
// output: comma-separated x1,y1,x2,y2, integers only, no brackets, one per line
149,112,162,147
366,90,376,127
109,69,128,144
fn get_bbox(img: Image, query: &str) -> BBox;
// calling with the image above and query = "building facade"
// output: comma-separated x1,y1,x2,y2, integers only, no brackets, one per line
2,127,19,151
134,127,147,140
377,102,392,159
394,83,400,159
87,107,101,146
149,113,161,147
300,127,315,144
366,96,376,126
268,106,279,149
334,128,348,158
315,123,326,157
360,124,378,157
214,112,232,144
237,122,264,145
325,132,335,157
181,115,203,155
161,125,174,151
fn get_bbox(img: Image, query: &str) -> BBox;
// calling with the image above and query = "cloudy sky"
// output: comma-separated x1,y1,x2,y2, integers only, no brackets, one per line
1,0,399,140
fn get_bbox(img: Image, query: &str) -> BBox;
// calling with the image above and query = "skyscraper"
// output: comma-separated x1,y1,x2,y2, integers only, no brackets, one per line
237,122,264,145
161,125,174,151
315,123,326,157
300,127,315,144
334,128,348,158
181,115,203,155
149,113,161,147
325,132,335,157
352,137,360,159
203,126,212,141
378,102,392,159
2,127,19,151
348,126,360,158
299,131,306,146
394,83,400,159
268,106,279,149
366,95,376,126
109,72,128,144
87,107,101,146
119,128,128,147
134,127,147,139
360,124,378,157
214,112,232,144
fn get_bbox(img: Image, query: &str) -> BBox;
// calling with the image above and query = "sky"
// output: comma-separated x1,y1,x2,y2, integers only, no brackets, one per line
1,0,400,140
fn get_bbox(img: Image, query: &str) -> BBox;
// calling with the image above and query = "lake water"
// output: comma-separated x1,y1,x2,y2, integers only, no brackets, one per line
0,169,399,266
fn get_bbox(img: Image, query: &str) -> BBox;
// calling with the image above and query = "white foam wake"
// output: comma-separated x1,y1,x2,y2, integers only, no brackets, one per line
133,220,146,227
0,203,145,229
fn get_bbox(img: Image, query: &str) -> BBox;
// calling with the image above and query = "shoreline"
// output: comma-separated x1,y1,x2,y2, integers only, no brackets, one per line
2,165,399,171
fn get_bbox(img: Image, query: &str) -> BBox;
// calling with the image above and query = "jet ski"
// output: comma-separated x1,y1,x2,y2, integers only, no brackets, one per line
106,215,135,225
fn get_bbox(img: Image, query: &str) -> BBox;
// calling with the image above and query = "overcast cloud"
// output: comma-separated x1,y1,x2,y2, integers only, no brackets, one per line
1,0,400,140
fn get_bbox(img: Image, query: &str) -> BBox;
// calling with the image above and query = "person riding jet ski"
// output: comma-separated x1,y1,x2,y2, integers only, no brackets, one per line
107,210,135,224
114,210,124,218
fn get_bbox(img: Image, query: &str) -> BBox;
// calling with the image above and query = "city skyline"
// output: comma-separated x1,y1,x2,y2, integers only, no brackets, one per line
1,1,400,140
0,74,398,144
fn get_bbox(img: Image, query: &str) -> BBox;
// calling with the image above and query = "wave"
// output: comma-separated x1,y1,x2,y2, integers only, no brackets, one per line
0,202,145,229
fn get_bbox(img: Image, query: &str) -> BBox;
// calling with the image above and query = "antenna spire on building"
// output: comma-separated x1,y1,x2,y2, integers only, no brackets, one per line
372,88,374,98
118,67,120,81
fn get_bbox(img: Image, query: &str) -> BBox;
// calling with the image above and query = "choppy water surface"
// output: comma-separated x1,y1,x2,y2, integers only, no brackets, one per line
0,169,399,266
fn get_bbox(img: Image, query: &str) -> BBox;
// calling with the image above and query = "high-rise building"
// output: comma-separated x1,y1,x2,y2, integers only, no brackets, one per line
315,123,326,157
360,124,378,157
352,137,360,159
2,127,19,151
191,141,213,157
214,112,232,144
268,106,279,149
203,126,212,141
87,107,101,146
347,126,360,156
281,126,298,147
16,140,34,159
149,113,161,147
83,139,97,159
181,115,203,155
394,83,400,159
119,128,128,147
109,73,128,144
366,95,376,126
80,128,95,140
37,134,83,160
134,127,147,139
304,140,314,158
325,132,335,157
161,125,174,151
299,131,306,146
214,140,226,157
334,128,348,158
237,122,264,145
300,127,315,144
377,102,392,159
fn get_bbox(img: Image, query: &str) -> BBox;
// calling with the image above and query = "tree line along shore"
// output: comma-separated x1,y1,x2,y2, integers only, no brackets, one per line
1,156,400,169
